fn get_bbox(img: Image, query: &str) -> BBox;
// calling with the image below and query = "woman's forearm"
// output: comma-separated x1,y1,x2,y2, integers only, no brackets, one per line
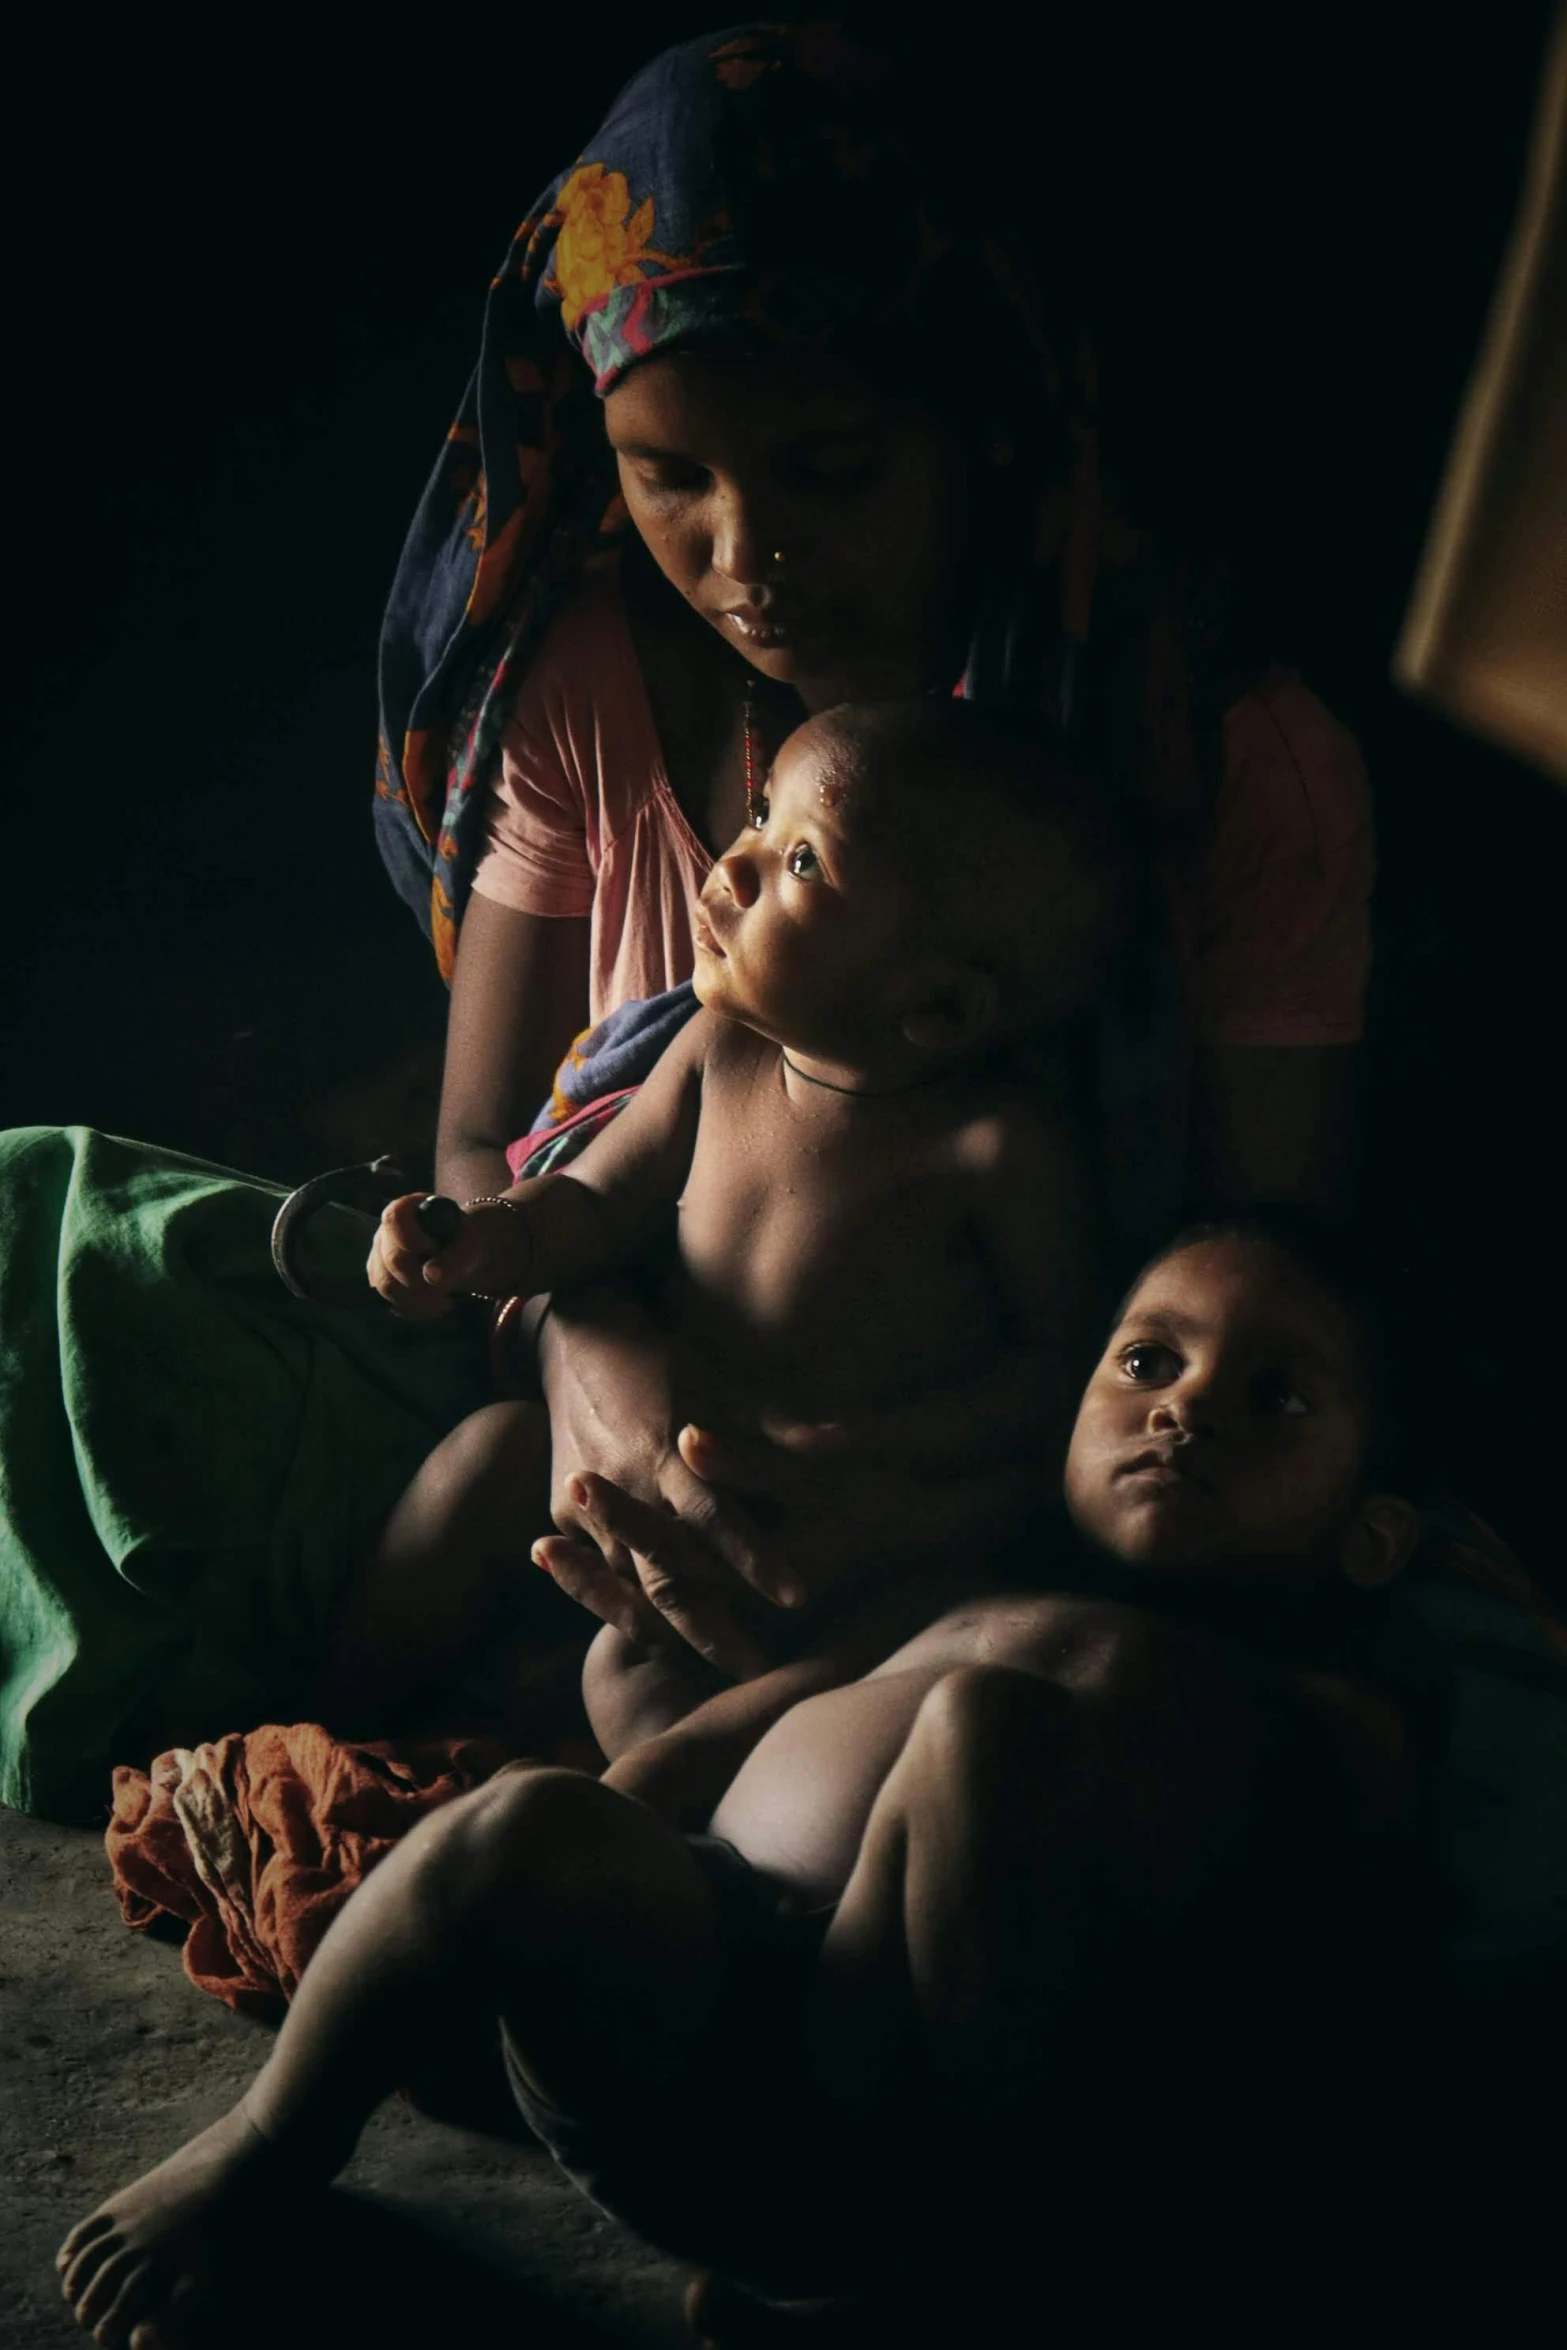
435,898,592,1199
531,1274,658,1388
435,1132,519,1202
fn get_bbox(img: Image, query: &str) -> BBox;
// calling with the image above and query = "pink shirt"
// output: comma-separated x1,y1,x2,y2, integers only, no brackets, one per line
469,563,709,1024
470,563,1373,1047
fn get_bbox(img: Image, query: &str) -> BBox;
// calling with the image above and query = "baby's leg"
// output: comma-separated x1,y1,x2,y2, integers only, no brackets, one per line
57,1766,725,2348
583,1621,728,1760
327,1398,563,1716
804,1621,1398,2310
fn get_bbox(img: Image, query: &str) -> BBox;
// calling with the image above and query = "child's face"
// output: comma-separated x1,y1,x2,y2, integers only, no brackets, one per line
692,720,917,1052
1064,1238,1374,1582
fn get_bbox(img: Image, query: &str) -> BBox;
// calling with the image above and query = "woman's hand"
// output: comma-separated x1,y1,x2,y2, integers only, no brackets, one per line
675,1416,1043,1595
534,1296,1047,1667
366,1195,528,1319
656,1347,1058,1614
532,1287,778,1677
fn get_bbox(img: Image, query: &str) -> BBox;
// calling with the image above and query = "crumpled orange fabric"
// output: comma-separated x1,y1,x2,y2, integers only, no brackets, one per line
106,1724,521,2019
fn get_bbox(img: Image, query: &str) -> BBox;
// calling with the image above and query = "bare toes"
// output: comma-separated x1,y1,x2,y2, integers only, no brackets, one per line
75,2242,143,2329
63,2229,124,2308
58,2211,115,2272
131,2270,210,2350
89,2255,156,2346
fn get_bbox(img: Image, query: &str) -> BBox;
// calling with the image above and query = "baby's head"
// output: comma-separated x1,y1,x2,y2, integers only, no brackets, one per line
692,699,1124,1073
1064,1215,1419,1594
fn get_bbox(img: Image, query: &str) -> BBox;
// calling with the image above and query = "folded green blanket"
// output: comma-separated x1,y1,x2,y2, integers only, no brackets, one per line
0,1128,483,1819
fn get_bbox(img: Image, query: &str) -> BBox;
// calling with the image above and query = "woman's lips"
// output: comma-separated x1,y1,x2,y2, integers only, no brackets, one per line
692,909,727,959
716,605,816,650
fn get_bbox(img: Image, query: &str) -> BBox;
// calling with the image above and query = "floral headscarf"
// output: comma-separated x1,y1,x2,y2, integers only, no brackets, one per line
374,21,1068,976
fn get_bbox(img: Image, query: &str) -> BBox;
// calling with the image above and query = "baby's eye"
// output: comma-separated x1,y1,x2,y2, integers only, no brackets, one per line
749,793,770,832
786,841,821,879
1120,1342,1179,1385
1253,1372,1310,1417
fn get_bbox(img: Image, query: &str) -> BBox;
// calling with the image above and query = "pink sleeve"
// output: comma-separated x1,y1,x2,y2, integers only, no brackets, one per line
1186,673,1375,1049
467,664,596,921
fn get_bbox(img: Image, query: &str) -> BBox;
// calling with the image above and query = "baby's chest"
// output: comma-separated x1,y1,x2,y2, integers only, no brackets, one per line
673,1119,997,1396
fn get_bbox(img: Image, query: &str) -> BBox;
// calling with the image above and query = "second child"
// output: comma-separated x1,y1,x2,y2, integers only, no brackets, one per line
57,1216,1434,2345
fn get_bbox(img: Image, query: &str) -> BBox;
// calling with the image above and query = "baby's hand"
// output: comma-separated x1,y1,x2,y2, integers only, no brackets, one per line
367,1193,531,1319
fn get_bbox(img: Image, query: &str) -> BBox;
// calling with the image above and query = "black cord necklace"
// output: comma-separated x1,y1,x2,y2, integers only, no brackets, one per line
780,1053,955,1100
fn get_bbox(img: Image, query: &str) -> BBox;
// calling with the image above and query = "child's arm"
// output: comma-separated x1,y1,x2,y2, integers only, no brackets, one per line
369,1010,715,1317
599,1657,858,1828
597,1563,981,1830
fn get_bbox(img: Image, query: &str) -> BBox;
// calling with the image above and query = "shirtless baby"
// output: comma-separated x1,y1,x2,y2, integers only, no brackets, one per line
332,695,1125,1757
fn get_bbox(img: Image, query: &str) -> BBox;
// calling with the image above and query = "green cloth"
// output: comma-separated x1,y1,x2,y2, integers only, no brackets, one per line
0,1128,484,1819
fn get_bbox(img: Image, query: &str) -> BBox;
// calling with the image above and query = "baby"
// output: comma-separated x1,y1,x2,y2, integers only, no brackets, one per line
56,1216,1429,2345
335,695,1125,1741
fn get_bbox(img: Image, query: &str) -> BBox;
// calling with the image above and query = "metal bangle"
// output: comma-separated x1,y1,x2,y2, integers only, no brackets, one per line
462,1193,533,1300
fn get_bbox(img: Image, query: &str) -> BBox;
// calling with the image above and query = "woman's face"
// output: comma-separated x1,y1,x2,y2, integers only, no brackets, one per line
603,348,971,709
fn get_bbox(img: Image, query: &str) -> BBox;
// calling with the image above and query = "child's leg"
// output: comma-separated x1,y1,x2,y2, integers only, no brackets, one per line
804,1626,1398,2307
583,1620,729,1759
327,1398,562,1715
57,1766,726,2348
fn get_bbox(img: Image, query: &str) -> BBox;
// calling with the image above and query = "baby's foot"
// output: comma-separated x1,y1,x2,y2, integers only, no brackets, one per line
55,2103,279,2348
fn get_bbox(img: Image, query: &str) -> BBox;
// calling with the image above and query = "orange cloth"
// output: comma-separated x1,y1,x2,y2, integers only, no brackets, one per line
106,1725,519,2018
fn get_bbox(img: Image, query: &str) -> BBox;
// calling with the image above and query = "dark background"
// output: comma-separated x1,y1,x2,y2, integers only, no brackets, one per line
4,5,1563,1561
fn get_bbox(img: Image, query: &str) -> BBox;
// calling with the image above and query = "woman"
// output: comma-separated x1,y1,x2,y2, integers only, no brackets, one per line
0,23,1371,1815
377,22,1374,1664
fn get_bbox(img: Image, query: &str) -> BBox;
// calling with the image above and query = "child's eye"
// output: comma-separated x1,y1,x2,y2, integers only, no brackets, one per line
1253,1373,1310,1417
1120,1342,1179,1384
749,794,770,831
786,841,821,879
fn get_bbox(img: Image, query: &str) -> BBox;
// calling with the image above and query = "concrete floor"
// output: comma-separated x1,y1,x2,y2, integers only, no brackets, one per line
0,1805,690,2350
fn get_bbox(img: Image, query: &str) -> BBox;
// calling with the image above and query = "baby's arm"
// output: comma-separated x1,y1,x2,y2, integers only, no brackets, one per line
594,1563,985,1829
369,1010,714,1315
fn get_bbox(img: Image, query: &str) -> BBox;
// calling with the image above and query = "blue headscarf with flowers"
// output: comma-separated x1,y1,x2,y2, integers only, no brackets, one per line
374,20,1088,976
